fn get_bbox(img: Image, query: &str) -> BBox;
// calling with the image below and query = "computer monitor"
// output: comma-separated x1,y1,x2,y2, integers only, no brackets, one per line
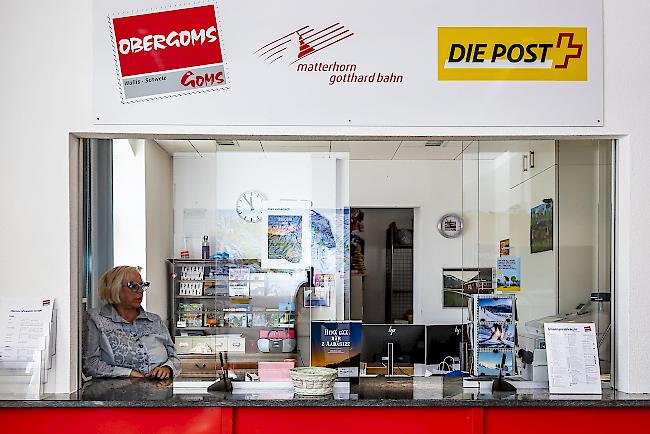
361,324,426,366
425,324,468,367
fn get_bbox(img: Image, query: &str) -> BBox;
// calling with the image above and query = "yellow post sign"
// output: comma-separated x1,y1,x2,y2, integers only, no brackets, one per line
438,27,587,81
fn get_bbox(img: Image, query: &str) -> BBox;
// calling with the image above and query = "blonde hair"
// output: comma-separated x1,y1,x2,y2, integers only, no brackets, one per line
98,266,140,304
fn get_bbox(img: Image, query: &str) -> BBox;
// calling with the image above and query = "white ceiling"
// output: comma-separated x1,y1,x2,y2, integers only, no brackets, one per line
154,139,512,160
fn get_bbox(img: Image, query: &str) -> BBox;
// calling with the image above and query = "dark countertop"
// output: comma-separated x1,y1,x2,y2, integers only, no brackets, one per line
2,377,650,408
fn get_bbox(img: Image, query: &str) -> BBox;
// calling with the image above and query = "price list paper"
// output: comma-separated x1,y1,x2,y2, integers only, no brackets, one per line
0,299,54,363
544,322,602,394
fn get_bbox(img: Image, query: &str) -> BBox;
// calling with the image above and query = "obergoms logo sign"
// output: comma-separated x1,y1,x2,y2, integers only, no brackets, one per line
438,27,587,81
111,4,226,101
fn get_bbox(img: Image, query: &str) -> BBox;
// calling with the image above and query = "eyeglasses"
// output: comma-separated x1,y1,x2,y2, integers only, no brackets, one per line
126,281,150,292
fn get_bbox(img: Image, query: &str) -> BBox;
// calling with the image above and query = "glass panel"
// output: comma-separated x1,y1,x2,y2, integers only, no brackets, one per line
556,139,613,378
204,145,351,382
469,139,614,382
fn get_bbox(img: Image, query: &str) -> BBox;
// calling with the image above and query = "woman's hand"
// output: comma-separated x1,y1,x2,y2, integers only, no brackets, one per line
148,366,173,380
129,369,145,378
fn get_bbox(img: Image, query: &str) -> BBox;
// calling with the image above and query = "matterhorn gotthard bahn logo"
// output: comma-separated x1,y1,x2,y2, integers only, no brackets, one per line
111,4,227,101
255,23,404,86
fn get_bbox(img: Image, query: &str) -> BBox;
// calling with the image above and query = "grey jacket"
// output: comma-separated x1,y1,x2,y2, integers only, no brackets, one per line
84,304,181,378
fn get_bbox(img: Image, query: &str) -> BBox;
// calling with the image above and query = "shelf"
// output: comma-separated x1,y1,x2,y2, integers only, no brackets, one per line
177,325,294,332
176,294,295,299
179,352,297,360
177,295,227,299
176,279,228,283
177,310,295,314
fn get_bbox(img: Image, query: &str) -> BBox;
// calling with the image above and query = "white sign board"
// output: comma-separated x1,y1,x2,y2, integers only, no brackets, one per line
544,322,602,394
93,0,603,127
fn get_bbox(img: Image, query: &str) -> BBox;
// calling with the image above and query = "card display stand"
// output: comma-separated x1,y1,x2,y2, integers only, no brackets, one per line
469,294,517,378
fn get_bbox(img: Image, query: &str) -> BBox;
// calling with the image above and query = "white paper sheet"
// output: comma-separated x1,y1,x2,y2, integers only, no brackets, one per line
0,298,54,355
544,322,602,394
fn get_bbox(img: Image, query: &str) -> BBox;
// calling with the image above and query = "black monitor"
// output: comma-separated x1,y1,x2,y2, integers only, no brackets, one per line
361,324,426,366
425,324,468,366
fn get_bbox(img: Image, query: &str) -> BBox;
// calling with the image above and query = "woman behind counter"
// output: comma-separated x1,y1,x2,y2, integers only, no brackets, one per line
83,266,181,379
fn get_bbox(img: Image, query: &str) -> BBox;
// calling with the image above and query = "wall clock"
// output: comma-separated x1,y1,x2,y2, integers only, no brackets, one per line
236,190,266,223
437,213,463,238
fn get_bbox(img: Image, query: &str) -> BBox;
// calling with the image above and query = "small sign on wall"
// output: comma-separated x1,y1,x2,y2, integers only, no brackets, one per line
110,3,227,101
530,200,554,253
496,257,520,292
499,239,510,257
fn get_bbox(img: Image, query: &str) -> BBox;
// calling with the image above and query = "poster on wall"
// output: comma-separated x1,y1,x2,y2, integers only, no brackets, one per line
496,257,521,292
262,201,311,270
304,274,333,308
530,200,554,253
311,321,362,378
311,210,337,280
499,239,510,257
442,268,494,308
93,0,603,127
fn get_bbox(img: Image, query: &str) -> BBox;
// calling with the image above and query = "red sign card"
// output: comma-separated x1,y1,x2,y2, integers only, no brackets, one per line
111,4,226,100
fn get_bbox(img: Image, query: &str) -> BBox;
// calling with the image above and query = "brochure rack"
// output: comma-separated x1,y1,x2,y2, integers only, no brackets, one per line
469,294,517,378
0,298,56,399
0,349,47,399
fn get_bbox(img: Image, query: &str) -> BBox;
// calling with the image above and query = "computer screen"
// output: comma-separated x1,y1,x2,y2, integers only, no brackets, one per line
361,324,426,365
425,324,468,366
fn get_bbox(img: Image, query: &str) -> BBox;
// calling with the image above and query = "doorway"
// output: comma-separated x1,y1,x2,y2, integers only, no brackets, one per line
352,208,414,324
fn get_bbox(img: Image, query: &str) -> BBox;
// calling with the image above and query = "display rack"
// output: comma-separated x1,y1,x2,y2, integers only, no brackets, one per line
167,258,305,377
469,293,517,378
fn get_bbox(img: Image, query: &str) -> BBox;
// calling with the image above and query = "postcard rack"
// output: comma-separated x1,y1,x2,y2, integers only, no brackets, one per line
469,294,517,378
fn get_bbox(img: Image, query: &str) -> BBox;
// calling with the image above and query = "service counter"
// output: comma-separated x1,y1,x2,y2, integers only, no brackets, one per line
2,377,650,433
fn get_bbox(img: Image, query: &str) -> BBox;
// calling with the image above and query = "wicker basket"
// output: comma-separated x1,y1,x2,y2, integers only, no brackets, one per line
289,367,337,396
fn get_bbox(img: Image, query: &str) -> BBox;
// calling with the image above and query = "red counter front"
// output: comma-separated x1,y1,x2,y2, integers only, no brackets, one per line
3,406,650,434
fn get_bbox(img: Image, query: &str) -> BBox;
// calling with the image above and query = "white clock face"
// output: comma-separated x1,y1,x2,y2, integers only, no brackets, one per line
236,190,266,223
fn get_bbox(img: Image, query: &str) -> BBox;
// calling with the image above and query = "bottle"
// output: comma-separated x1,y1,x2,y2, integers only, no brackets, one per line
202,235,210,259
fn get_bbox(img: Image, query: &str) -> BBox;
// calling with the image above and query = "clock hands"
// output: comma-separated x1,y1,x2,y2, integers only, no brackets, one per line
243,194,254,210
237,191,265,222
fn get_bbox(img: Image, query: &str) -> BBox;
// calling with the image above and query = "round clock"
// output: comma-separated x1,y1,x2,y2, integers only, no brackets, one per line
437,213,463,238
236,190,266,223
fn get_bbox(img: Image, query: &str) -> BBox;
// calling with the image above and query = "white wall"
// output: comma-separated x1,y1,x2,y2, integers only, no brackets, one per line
144,140,173,322
113,139,146,280
350,160,468,325
1,0,649,393
558,140,598,313
172,155,217,258
450,142,559,328
112,139,172,319
507,166,558,325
